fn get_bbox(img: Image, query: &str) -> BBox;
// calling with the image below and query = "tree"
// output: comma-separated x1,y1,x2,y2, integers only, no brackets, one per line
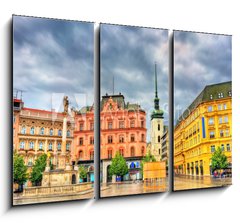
30,154,47,186
79,165,87,181
141,151,156,174
109,151,128,179
13,153,28,192
211,147,229,173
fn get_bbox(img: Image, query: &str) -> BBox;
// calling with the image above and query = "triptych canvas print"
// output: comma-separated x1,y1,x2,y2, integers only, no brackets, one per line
12,15,232,205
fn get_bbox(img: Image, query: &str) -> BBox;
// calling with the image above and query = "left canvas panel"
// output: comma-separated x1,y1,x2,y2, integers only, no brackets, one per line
12,15,94,205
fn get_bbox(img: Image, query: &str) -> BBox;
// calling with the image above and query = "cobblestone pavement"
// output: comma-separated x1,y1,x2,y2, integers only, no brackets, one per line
101,179,168,198
174,175,232,191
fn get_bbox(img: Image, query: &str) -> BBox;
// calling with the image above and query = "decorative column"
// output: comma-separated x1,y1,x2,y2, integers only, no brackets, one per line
58,114,67,170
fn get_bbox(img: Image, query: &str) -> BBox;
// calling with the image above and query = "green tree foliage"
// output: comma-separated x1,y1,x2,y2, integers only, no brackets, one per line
79,165,87,180
211,147,229,172
109,151,128,177
13,153,28,190
141,151,156,173
30,154,47,186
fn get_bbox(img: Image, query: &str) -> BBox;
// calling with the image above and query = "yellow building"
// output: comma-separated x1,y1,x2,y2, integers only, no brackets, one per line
174,81,232,176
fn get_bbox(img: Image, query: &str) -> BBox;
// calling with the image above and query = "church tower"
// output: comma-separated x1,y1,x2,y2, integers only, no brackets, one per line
150,63,164,161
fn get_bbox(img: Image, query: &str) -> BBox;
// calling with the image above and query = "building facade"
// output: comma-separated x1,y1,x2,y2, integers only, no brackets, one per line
174,81,232,176
13,98,74,170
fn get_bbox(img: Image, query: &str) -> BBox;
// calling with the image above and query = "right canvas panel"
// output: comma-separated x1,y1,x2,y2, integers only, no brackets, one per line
173,31,232,191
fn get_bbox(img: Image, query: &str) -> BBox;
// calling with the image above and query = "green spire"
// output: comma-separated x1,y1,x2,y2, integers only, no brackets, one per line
154,62,159,110
151,62,163,120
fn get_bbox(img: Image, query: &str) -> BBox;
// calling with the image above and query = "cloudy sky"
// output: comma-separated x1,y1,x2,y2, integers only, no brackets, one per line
100,24,169,141
13,16,94,112
174,31,232,124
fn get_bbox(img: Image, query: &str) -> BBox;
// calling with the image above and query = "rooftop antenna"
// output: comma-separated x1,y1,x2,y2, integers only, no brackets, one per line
13,88,26,100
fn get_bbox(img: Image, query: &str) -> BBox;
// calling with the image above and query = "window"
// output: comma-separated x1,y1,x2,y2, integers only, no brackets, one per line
208,117,214,125
108,135,113,144
221,144,225,151
158,124,160,131
227,144,231,151
90,151,94,160
218,104,222,110
141,147,145,156
119,135,124,143
58,130,62,136
141,120,144,128
158,135,161,143
211,145,215,153
67,130,71,137
119,148,124,156
130,134,135,142
141,134,145,142
220,130,224,137
208,106,213,112
79,137,83,145
39,142,43,150
228,91,232,97
130,120,135,128
29,141,34,149
90,123,94,130
57,142,61,151
30,127,35,135
119,121,124,129
79,123,84,131
130,147,135,156
20,141,25,149
48,142,53,151
40,127,44,135
21,126,26,134
219,117,223,124
159,149,161,155
218,92,223,98
108,122,112,129
210,131,215,138
210,94,213,99
223,104,227,110
49,128,53,136
224,116,228,123
107,150,112,159
90,137,94,145
28,157,33,166
79,150,83,160
225,129,229,137
66,143,70,151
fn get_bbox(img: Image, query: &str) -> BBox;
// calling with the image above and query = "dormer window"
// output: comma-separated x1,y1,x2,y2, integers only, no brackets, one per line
218,92,224,98
228,91,232,97
210,94,213,100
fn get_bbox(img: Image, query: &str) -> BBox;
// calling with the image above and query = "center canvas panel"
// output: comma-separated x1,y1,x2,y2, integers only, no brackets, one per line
100,24,169,197
13,15,94,205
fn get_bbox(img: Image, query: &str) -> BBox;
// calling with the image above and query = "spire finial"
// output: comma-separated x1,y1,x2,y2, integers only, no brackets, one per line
155,62,158,98
113,75,115,95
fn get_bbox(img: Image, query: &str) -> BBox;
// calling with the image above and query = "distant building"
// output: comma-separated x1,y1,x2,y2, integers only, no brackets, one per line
150,64,164,161
174,81,232,176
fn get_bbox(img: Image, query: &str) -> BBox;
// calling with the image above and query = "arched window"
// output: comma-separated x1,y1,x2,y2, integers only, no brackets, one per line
119,135,124,143
30,127,35,135
57,142,61,151
108,135,113,143
67,130,71,137
49,128,53,136
107,149,112,159
66,143,70,151
48,142,53,151
21,126,26,134
130,147,135,157
158,135,161,143
39,142,43,150
119,148,124,156
40,127,44,135
29,141,34,149
90,151,94,160
79,150,83,160
141,134,145,142
58,130,62,136
130,134,135,142
20,141,25,149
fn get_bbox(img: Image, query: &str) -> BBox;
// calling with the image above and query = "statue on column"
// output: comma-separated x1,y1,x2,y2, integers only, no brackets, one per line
63,96,69,114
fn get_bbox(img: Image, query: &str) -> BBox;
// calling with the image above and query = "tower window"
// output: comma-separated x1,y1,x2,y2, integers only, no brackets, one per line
158,124,160,131
158,135,161,143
